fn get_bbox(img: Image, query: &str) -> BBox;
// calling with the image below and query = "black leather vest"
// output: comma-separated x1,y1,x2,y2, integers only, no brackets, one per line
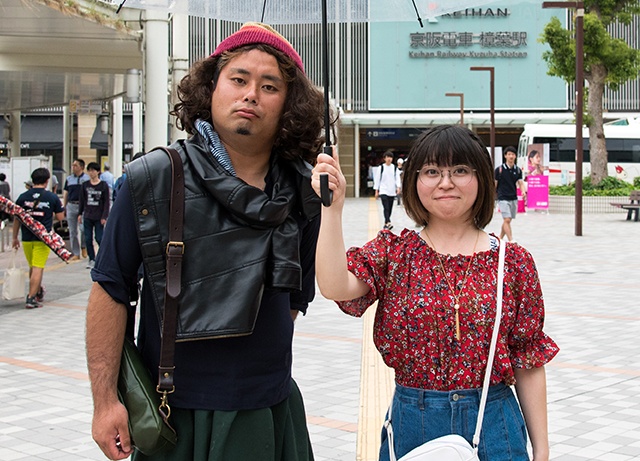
126,135,319,341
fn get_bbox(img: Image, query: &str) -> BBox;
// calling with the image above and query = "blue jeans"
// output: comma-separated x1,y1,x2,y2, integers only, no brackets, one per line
83,218,104,261
380,383,529,461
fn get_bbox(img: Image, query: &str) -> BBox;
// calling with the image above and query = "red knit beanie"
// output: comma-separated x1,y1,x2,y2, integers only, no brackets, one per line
211,22,305,74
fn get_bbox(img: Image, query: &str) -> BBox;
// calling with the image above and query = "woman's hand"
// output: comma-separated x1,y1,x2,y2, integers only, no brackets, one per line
311,146,347,208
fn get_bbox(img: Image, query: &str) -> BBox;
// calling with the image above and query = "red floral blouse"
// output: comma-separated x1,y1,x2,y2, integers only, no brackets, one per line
337,229,559,391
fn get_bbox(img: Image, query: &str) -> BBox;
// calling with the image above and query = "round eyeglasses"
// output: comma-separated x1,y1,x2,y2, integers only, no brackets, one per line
417,165,476,187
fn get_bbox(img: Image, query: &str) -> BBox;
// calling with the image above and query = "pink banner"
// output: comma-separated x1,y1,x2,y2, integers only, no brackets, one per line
517,189,526,213
526,175,549,210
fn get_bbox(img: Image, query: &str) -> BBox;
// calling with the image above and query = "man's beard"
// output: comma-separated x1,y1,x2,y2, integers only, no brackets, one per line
236,127,251,136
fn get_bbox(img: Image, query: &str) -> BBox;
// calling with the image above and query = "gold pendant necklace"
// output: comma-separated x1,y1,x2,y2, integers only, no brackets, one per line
423,230,480,341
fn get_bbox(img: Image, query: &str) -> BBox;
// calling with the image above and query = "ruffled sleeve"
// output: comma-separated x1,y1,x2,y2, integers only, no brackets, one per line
336,230,397,317
507,244,559,368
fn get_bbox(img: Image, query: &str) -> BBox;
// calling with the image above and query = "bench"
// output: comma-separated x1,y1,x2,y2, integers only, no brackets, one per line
610,190,640,221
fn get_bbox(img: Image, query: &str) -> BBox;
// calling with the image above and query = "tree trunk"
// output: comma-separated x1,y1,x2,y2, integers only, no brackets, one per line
586,63,608,186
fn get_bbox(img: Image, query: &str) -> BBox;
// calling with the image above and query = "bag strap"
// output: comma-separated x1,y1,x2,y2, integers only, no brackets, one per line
153,146,185,421
472,237,506,447
385,238,507,460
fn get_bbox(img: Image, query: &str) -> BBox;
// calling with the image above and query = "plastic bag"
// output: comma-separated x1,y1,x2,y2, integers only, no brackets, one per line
2,250,26,300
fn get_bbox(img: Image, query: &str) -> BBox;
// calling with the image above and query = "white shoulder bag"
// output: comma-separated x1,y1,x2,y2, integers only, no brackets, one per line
385,239,506,461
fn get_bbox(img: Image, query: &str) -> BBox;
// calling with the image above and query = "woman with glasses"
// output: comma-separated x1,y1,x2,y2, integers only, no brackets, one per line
311,125,558,461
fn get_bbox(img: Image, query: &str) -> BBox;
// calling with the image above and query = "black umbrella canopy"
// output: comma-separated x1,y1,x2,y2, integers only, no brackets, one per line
116,0,499,204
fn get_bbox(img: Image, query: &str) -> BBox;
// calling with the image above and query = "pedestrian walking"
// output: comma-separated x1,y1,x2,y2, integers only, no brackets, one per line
373,151,401,229
11,168,64,309
63,159,89,260
0,173,11,223
100,163,115,201
86,22,327,461
312,125,558,461
78,162,109,269
396,157,404,206
495,146,526,242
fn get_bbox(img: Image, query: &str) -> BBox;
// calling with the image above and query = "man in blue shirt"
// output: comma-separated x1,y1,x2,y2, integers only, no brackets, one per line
86,23,328,461
100,163,115,201
63,159,89,259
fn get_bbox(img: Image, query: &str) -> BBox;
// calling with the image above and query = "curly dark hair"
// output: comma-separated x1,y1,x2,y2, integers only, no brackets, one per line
402,125,495,229
171,44,330,164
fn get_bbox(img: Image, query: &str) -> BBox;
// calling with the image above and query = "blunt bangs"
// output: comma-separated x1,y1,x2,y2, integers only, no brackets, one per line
402,125,495,229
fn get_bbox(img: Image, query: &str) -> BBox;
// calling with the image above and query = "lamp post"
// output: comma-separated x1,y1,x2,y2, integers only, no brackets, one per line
445,93,465,125
470,66,495,166
542,1,584,236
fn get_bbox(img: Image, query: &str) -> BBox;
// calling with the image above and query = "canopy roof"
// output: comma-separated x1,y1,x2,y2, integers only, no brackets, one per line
0,0,143,112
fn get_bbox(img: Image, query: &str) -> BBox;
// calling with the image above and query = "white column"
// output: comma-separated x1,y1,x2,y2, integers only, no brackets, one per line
171,14,190,143
143,10,170,150
111,97,123,179
9,110,20,158
132,102,143,155
62,106,71,173
8,81,21,158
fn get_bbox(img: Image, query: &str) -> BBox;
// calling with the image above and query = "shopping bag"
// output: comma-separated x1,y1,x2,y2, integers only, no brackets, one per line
2,250,26,300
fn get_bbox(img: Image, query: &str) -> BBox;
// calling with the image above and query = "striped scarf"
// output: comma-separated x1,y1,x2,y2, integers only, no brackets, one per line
194,119,236,176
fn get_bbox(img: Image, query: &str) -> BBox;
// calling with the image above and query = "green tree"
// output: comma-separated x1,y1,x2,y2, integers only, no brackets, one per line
540,1,640,185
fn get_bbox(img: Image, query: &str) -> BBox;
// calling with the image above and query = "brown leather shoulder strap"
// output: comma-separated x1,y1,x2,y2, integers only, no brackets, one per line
152,146,184,400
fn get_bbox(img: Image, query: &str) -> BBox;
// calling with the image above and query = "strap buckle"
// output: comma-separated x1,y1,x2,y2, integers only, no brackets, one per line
166,241,184,255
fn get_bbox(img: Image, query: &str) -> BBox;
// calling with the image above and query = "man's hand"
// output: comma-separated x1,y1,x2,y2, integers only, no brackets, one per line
12,237,20,249
86,283,130,459
91,401,133,460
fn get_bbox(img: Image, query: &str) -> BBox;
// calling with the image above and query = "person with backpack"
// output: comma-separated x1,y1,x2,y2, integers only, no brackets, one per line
373,151,402,230
494,146,526,242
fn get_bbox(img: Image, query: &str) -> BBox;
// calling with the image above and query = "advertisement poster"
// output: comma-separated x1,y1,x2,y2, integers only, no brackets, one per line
527,175,549,210
526,143,549,177
526,143,549,210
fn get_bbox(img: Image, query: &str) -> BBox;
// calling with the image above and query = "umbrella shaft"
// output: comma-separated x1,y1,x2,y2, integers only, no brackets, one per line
321,0,331,146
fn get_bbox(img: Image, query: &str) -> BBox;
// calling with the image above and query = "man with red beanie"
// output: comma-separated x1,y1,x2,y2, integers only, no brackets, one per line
86,23,330,461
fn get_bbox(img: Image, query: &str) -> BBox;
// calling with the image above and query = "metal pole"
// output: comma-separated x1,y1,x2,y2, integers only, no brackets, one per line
542,1,584,236
319,0,333,207
445,93,464,125
322,0,331,146
470,67,495,166
575,5,584,236
489,67,495,168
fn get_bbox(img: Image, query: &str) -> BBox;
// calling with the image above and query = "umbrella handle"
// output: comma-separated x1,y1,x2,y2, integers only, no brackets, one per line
320,145,333,207
320,174,332,207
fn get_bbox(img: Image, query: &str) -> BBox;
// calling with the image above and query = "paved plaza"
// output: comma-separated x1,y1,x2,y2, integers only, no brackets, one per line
0,197,639,461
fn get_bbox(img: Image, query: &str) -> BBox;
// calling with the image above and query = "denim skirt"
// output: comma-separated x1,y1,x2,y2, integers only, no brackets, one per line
379,383,529,461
